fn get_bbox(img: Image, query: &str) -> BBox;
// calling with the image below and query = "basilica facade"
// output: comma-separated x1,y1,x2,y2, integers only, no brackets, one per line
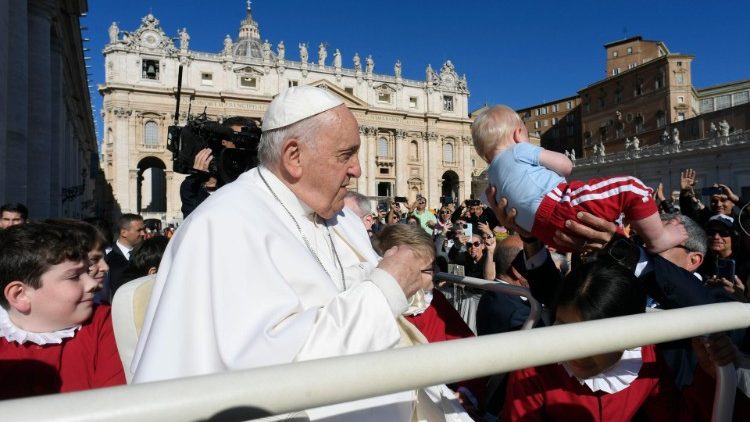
99,6,479,223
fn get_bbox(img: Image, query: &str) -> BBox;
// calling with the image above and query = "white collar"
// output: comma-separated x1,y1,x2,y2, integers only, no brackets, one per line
561,347,643,394
258,166,315,221
116,240,133,259
0,306,80,346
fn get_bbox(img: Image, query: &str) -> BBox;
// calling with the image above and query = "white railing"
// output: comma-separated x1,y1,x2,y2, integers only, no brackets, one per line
4,302,749,421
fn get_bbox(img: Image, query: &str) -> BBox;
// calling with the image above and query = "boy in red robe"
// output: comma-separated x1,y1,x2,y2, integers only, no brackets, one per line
0,221,125,399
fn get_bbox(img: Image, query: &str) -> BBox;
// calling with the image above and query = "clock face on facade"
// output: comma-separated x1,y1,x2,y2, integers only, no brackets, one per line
141,30,160,48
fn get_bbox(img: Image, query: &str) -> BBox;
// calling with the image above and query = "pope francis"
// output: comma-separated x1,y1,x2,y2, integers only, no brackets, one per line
131,86,450,420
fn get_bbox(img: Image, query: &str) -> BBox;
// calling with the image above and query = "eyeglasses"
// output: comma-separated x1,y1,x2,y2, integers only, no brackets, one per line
440,210,451,214
706,229,731,237
420,262,437,275
470,241,482,247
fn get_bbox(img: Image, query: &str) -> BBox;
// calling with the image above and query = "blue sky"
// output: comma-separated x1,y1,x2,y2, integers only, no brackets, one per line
83,0,748,140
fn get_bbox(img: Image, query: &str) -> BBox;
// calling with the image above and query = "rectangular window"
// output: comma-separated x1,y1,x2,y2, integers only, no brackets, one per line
677,96,685,103
628,63,636,70
566,101,572,109
552,117,558,125
552,104,558,112
409,96,418,108
201,72,213,85
534,121,540,129
677,113,686,121
344,87,354,95
142,59,159,80
627,47,633,54
240,76,257,88
378,93,392,104
543,120,549,127
288,80,299,87
733,91,749,106
442,95,454,111
715,95,731,110
675,73,684,84
612,68,620,76
613,51,619,57
700,98,714,113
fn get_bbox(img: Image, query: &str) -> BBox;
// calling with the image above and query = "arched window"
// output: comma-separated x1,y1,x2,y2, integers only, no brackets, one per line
377,137,388,157
443,142,454,163
409,141,418,160
144,121,159,146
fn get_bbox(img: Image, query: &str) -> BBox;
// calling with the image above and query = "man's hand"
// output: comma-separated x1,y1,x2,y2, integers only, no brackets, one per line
484,186,532,237
378,246,430,297
680,168,696,192
692,334,741,379
193,148,213,172
706,275,746,302
552,212,617,254
718,183,740,203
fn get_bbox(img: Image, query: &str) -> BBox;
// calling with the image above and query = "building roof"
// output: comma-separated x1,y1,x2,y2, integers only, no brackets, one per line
603,36,644,49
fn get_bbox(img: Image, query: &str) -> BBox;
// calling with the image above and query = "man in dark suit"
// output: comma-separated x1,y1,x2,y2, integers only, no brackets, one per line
104,213,145,301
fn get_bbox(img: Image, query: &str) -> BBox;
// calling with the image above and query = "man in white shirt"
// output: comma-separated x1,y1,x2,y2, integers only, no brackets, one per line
132,86,434,420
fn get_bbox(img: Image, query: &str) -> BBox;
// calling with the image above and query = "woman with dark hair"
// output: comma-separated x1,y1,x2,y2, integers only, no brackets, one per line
503,257,723,421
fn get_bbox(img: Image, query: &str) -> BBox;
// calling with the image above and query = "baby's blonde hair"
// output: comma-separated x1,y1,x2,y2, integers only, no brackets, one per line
471,105,524,159
371,224,435,262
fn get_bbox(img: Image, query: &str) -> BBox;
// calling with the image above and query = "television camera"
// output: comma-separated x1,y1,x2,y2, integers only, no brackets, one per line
166,66,262,184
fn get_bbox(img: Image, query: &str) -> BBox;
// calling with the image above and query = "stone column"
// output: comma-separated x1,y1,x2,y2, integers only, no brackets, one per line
426,132,439,208
48,32,63,217
357,126,367,193
26,0,55,217
365,126,377,196
394,129,406,196
461,136,473,201
5,0,29,205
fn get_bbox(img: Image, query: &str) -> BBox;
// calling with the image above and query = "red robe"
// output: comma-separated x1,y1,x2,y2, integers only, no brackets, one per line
502,344,714,421
0,305,126,400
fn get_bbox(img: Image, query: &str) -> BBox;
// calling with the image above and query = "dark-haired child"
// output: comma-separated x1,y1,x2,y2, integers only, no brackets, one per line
0,221,125,399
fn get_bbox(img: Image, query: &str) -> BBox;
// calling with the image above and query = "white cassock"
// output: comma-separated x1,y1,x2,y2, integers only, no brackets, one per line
132,167,415,420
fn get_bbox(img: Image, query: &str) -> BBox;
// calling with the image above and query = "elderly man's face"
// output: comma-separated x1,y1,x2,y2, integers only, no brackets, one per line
300,106,362,218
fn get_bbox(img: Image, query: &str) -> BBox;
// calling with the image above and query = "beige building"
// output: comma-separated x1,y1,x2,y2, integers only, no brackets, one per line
99,6,479,223
580,37,697,156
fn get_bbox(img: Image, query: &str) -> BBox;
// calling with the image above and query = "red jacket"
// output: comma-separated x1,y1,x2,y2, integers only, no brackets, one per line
0,305,126,399
503,344,714,421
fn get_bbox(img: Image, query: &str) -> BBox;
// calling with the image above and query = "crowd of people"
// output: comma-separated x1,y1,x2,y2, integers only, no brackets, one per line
1,87,749,421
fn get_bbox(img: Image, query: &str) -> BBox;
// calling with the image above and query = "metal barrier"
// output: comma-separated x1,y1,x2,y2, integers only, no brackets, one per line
3,302,749,421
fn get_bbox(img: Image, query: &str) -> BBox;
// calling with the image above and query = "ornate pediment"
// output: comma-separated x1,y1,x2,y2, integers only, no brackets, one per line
307,79,368,108
233,65,264,76
374,83,396,95
437,60,468,94
121,14,177,55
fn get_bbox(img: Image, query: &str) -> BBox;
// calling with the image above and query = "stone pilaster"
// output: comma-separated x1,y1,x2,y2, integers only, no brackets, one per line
113,107,132,211
26,0,55,216
5,0,29,205
0,0,8,202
